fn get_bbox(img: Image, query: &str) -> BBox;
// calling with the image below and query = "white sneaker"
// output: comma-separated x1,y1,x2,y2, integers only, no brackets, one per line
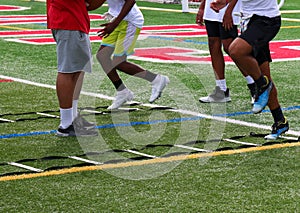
108,88,134,110
149,74,170,103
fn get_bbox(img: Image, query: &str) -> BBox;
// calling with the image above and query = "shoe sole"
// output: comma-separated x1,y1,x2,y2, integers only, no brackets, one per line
56,131,98,137
108,92,134,110
56,132,76,137
264,127,289,140
199,97,231,103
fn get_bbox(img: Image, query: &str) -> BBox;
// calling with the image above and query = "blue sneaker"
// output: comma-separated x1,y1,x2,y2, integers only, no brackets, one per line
252,76,273,114
264,118,289,140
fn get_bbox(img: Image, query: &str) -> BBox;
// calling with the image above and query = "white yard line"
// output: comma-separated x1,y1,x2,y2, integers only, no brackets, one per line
2,74,300,136
8,162,43,172
223,138,260,147
123,149,158,158
174,144,211,152
0,118,15,123
68,156,103,165
281,18,300,23
36,112,59,118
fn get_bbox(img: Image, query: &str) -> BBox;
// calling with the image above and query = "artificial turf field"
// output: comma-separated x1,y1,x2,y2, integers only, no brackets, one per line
0,0,300,212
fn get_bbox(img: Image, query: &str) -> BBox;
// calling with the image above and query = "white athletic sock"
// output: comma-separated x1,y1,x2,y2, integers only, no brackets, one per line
216,79,227,91
245,75,255,84
60,108,73,129
72,100,78,119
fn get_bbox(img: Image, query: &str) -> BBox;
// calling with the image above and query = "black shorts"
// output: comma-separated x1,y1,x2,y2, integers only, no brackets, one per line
204,20,238,40
239,14,281,65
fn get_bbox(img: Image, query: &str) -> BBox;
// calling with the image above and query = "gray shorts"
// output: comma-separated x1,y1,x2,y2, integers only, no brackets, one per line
52,29,92,73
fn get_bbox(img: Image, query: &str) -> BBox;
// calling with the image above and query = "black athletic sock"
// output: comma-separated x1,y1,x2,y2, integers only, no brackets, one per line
271,107,284,123
255,75,267,88
145,70,157,82
113,79,126,91
247,83,256,96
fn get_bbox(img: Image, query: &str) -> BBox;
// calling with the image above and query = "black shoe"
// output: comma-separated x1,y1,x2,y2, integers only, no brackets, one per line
199,86,231,103
56,124,98,137
73,115,96,130
247,83,256,105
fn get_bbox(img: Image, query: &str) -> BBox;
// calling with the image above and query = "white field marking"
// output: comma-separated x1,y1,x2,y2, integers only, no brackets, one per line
82,109,105,114
0,118,15,123
123,149,158,159
68,156,103,165
223,138,261,147
281,10,300,14
174,144,211,152
281,18,300,23
167,108,300,137
36,112,59,118
2,74,300,137
0,75,114,100
8,162,43,172
14,1,300,14
279,135,299,140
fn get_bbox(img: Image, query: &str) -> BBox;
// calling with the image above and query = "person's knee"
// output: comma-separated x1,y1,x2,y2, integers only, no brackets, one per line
96,49,105,64
208,37,221,51
228,44,240,61
223,46,230,55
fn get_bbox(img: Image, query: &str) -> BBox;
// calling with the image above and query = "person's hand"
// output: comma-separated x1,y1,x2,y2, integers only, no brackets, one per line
196,8,205,26
210,0,227,13
97,22,118,38
222,10,233,31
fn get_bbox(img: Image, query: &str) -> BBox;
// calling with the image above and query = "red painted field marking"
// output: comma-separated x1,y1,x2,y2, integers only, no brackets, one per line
0,79,14,83
0,5,29,12
130,40,300,63
0,14,103,25
1,12,299,63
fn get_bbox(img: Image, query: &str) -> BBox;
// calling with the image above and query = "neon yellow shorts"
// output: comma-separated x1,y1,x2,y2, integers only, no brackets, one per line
101,20,141,56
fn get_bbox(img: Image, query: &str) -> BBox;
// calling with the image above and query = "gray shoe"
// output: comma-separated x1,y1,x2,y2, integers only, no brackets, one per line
199,86,231,103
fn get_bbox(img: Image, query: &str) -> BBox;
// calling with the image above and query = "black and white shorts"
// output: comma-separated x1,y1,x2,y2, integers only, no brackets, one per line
239,14,281,65
52,30,92,73
204,20,238,40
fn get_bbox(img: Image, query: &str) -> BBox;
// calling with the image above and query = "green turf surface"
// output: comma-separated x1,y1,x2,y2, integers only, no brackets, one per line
0,0,300,212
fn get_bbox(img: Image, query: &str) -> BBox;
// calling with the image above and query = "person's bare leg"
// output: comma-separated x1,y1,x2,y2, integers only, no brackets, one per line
229,38,262,80
56,72,81,108
209,37,225,80
97,46,122,83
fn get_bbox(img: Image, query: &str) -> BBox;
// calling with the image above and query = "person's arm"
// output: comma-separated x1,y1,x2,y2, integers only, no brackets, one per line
86,0,106,11
222,0,237,30
196,0,206,26
98,0,136,37
210,0,230,13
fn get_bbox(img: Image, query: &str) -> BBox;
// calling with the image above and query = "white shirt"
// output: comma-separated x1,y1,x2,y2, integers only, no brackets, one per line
241,0,280,18
107,0,144,28
203,0,241,25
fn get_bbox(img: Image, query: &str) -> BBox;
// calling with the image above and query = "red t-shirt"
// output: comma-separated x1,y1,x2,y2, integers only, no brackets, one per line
47,0,90,34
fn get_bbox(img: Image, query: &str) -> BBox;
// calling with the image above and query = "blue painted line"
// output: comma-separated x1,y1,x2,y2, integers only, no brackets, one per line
148,36,208,45
0,106,299,140
0,130,56,139
0,116,205,139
